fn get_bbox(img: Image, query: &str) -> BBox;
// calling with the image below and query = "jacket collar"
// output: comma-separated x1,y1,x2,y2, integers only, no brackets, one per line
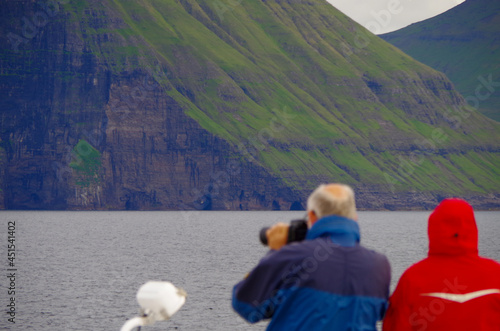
306,215,360,247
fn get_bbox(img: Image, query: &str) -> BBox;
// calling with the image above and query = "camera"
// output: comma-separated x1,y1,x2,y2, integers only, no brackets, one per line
259,219,308,246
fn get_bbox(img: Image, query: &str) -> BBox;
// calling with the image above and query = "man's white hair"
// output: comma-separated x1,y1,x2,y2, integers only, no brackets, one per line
307,184,357,220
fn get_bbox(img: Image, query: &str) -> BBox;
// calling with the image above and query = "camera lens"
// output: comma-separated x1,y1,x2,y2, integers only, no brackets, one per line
259,227,269,246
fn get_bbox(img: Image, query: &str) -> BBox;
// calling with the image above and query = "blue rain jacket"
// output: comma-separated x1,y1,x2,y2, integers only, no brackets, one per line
232,215,391,331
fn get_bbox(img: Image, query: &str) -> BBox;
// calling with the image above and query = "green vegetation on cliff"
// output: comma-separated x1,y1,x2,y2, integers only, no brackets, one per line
70,140,102,188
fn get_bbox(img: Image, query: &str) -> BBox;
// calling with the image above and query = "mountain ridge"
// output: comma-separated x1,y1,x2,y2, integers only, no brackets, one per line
380,0,500,121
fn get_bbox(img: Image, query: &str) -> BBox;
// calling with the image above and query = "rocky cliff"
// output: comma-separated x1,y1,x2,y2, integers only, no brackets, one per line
1,0,499,210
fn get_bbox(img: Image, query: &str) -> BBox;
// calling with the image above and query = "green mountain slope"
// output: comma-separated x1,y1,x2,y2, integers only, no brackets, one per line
1,0,499,209
381,0,500,121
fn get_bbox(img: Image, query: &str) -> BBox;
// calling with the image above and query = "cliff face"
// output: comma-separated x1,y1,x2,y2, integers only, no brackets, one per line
99,72,303,210
0,0,303,210
1,1,109,209
1,0,499,210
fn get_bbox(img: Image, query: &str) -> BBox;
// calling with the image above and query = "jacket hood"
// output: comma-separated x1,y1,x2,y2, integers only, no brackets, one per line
428,198,478,256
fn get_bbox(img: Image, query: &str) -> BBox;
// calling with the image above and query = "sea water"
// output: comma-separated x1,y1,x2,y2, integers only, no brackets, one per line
1,211,498,330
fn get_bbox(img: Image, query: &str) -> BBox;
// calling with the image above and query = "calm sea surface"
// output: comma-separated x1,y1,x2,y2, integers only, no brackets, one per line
1,211,499,330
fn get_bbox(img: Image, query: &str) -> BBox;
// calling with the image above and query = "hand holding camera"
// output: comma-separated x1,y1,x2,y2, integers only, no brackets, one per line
260,219,308,250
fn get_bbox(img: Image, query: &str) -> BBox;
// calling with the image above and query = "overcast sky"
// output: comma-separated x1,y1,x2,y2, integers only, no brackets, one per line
326,0,466,34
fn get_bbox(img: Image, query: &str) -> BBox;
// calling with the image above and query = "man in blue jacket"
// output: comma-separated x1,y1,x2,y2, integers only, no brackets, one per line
232,183,391,331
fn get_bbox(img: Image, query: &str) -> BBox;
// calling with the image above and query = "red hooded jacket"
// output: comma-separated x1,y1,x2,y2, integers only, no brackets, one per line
383,198,500,331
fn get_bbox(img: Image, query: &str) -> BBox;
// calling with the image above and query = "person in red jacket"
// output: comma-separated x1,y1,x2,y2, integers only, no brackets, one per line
383,198,500,331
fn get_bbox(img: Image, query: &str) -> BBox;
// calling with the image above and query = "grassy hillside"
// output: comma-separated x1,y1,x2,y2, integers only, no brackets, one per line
1,0,498,209
381,0,500,121
61,0,500,202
